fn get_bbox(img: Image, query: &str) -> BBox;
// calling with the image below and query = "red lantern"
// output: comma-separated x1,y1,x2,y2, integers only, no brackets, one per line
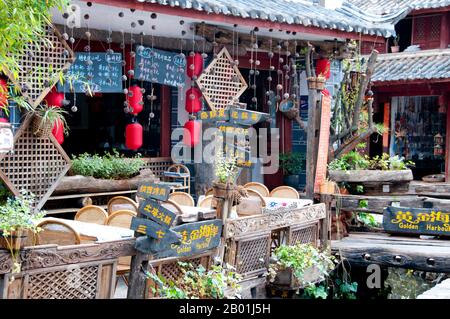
186,53,203,78
44,89,64,107
322,88,330,97
127,85,144,115
0,78,8,108
316,58,331,79
183,120,201,147
0,117,8,123
125,122,143,150
185,87,202,113
52,119,65,145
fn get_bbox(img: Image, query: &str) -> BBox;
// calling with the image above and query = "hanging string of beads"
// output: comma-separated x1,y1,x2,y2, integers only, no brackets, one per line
276,41,283,107
266,33,274,110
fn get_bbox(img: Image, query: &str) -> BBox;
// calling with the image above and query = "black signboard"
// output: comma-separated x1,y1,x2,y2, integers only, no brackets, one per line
134,47,186,87
198,109,230,123
130,216,180,242
139,198,177,228
137,182,171,201
383,206,450,236
229,107,270,126
58,52,122,93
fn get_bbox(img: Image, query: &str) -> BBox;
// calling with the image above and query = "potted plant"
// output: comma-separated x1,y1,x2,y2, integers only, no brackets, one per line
279,152,304,189
212,152,239,199
268,244,335,293
391,35,400,53
30,104,68,138
146,262,242,299
0,191,45,274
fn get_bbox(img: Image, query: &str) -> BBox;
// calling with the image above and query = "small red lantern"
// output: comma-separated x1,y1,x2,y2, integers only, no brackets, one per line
322,88,330,97
186,53,203,78
185,87,202,113
127,85,144,115
316,58,331,79
0,78,8,108
125,122,143,150
183,120,201,147
44,89,64,108
52,119,65,145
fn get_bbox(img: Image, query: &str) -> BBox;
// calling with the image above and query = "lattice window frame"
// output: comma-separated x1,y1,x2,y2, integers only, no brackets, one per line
287,222,320,247
234,232,271,278
4,23,74,108
0,117,71,211
196,47,248,111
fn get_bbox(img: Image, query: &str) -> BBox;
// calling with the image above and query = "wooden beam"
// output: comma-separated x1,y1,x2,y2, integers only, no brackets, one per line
160,86,171,157
382,102,390,153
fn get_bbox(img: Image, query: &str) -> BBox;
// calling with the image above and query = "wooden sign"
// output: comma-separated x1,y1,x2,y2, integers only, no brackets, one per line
229,107,270,126
131,216,180,242
314,93,331,193
137,182,171,201
58,52,123,93
198,109,229,123
383,206,450,236
134,47,186,88
217,123,250,138
139,198,177,228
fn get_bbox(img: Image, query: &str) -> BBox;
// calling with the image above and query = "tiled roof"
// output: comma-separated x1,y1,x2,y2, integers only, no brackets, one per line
345,0,450,16
372,49,450,83
143,0,397,37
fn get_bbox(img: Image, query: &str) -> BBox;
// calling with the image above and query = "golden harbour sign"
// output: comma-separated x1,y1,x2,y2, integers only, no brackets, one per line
383,206,450,236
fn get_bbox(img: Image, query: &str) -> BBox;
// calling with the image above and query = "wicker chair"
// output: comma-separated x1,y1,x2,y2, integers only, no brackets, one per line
198,195,213,208
107,196,138,215
244,182,270,197
168,191,195,207
269,186,300,199
36,220,81,246
74,205,108,225
164,164,191,194
205,188,214,196
237,189,267,217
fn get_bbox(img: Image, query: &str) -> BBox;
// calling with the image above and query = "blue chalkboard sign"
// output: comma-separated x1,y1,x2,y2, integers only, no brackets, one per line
58,52,123,93
134,47,186,88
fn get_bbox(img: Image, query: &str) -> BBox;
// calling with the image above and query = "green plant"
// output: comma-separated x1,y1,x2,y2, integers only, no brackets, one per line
302,283,329,299
214,152,239,184
146,262,242,299
70,150,145,180
0,191,45,274
357,212,379,228
279,152,304,175
333,278,358,299
32,104,69,134
269,244,335,287
329,151,414,171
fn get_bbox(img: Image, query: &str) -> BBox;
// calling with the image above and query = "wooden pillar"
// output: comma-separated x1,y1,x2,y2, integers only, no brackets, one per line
445,94,450,181
383,102,391,154
160,86,171,157
305,90,321,199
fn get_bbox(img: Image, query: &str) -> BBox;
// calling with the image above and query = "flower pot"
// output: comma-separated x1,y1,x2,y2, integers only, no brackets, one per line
0,229,28,251
315,78,326,90
31,114,53,138
307,77,317,90
271,266,322,289
319,180,336,194
212,182,234,199
391,46,400,53
283,175,300,189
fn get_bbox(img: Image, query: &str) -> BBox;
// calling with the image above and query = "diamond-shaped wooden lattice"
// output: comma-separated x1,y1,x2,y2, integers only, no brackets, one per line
0,119,71,211
196,47,248,111
5,24,74,107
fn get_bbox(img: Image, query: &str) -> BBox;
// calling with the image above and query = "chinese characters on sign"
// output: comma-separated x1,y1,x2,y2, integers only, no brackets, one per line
137,182,171,201
139,198,177,228
198,109,230,122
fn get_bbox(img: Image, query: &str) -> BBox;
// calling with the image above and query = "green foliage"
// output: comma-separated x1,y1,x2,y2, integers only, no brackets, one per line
214,152,239,184
279,152,304,175
328,151,369,170
357,212,379,228
146,262,242,299
70,150,145,180
333,278,358,299
329,151,415,171
355,185,364,194
303,283,329,299
269,244,335,287
33,104,69,134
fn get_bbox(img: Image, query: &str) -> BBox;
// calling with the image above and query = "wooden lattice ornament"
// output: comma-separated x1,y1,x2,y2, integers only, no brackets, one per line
0,118,71,211
4,24,74,107
196,47,248,111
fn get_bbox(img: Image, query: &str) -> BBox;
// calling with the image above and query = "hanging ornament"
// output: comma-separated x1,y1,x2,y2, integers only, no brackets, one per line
0,78,8,108
185,87,202,113
186,53,203,78
127,85,144,115
44,88,65,107
183,119,201,147
316,58,331,79
52,119,65,145
125,121,143,150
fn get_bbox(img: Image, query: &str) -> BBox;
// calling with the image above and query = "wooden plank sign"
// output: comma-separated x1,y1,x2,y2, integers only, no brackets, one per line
383,206,450,236
198,109,229,123
137,182,171,201
139,198,177,228
131,217,180,242
229,107,270,126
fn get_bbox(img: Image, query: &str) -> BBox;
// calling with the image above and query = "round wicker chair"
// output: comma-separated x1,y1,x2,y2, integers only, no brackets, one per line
107,196,138,215
244,182,270,197
106,210,137,229
168,191,195,207
269,186,299,199
74,205,108,225
36,219,81,246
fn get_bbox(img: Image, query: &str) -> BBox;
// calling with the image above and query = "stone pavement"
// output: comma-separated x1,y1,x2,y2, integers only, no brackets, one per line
417,279,450,299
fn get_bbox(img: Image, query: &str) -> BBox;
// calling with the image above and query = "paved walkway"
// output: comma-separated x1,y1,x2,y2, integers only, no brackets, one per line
417,279,450,299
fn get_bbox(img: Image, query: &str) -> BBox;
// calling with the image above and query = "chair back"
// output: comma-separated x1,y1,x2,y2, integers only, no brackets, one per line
270,186,299,199
106,210,137,229
168,163,190,175
205,188,214,196
36,219,81,246
74,205,108,225
161,199,184,215
198,195,214,208
168,192,195,207
107,196,138,215
237,189,266,217
244,182,270,197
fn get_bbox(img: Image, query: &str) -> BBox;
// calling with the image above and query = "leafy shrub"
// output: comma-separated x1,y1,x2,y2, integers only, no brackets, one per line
328,152,414,171
279,152,304,175
70,150,145,179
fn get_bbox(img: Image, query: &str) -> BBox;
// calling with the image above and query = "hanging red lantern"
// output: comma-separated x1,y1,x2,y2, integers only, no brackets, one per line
322,88,330,97
316,58,331,79
0,78,8,108
125,122,143,150
44,89,64,107
0,117,8,123
185,87,202,113
186,53,203,78
183,120,201,147
52,119,65,145
127,85,144,115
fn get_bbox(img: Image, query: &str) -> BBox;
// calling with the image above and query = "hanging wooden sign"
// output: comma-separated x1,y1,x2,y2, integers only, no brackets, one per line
137,182,171,201
130,216,181,242
198,108,230,123
229,107,270,126
138,198,177,228
217,123,250,138
383,206,450,236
